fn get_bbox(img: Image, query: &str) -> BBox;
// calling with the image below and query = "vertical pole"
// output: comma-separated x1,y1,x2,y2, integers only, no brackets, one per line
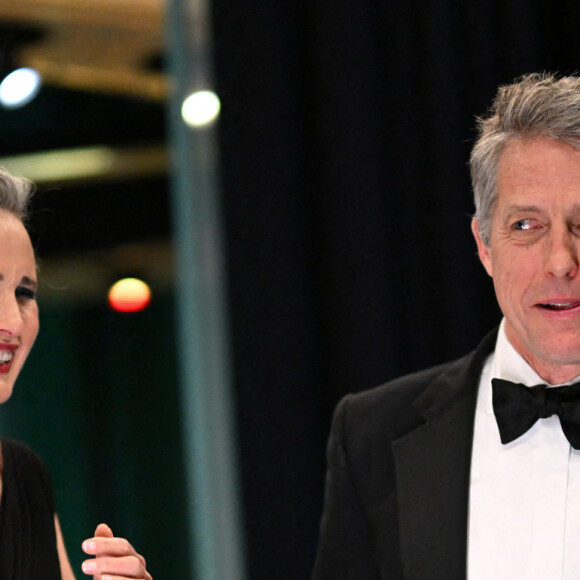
166,1,247,578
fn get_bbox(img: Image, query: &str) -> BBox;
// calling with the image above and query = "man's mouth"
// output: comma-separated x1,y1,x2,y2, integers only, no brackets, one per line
538,301,580,311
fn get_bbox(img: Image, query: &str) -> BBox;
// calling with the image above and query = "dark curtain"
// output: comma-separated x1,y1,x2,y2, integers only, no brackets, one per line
212,1,580,579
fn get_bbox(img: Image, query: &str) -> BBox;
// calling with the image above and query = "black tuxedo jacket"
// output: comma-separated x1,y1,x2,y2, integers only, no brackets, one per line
312,330,498,580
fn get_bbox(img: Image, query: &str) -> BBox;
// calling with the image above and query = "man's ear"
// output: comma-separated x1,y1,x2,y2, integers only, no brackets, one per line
471,218,493,277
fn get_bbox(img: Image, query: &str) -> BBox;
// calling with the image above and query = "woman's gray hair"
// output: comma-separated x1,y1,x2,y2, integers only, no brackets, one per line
470,72,580,245
0,167,34,222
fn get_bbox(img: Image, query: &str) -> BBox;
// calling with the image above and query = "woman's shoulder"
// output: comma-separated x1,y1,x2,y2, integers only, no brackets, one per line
0,437,54,495
1,437,45,467
0,439,61,578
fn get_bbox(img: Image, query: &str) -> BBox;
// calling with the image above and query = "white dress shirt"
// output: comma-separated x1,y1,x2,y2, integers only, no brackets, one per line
468,319,580,579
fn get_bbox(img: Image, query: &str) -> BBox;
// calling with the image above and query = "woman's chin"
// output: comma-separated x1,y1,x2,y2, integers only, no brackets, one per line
0,380,15,405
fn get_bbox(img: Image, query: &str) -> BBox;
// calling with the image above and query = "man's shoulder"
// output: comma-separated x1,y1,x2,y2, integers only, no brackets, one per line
346,328,497,412
326,356,471,464
334,329,498,443
346,354,469,414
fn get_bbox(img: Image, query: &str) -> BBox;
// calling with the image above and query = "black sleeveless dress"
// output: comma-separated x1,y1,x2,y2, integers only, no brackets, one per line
0,439,62,579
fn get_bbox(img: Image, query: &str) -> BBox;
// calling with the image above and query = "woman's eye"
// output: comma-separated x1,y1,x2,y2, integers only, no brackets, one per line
16,286,36,301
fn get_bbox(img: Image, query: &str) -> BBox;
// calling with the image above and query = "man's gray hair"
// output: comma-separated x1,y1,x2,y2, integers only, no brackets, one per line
0,167,34,222
470,72,580,245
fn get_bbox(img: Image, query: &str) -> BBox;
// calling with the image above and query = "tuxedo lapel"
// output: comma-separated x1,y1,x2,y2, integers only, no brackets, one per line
391,330,497,580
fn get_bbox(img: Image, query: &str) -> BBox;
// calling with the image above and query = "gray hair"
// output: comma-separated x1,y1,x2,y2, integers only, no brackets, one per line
470,72,580,245
0,167,34,222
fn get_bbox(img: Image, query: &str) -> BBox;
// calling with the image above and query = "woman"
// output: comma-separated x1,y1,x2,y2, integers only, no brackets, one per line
0,168,152,580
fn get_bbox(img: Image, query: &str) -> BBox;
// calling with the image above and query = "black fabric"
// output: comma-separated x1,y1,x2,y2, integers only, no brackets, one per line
0,439,61,580
311,330,496,580
492,378,580,448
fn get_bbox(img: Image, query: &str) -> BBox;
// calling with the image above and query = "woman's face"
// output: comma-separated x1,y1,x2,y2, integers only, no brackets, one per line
0,210,38,403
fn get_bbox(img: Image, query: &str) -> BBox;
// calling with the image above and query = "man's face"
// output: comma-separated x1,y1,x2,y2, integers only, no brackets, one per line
472,136,580,384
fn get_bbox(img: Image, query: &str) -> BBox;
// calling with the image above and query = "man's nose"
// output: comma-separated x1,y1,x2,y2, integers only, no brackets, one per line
0,294,23,337
545,227,580,279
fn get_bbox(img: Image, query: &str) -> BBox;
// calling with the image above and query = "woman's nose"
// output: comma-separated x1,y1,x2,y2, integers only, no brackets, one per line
0,294,23,337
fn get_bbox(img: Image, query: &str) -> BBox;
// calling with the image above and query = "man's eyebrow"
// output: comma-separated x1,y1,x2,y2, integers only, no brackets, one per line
504,203,580,215
503,204,542,214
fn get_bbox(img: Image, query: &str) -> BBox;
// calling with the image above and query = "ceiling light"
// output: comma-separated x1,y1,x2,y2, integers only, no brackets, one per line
0,67,42,109
181,90,221,127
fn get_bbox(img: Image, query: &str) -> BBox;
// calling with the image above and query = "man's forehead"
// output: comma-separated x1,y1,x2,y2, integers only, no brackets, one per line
499,136,580,167
497,138,580,189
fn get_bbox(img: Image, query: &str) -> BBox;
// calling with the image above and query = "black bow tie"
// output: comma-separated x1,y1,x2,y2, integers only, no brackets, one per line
492,378,580,449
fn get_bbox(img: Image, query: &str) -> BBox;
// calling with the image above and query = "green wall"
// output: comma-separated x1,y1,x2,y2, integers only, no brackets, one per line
0,293,191,578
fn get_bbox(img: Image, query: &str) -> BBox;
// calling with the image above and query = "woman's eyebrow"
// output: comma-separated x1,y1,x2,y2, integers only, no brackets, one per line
20,276,38,289
0,275,38,287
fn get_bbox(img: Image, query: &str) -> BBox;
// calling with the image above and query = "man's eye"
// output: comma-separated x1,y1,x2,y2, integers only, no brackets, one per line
513,219,535,231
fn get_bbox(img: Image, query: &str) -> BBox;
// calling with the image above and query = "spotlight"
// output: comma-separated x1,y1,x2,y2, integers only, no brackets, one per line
0,67,42,109
0,23,45,109
181,90,221,127
108,278,152,313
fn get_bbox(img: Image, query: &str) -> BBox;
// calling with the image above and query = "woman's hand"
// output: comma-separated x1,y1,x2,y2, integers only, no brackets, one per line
81,523,152,579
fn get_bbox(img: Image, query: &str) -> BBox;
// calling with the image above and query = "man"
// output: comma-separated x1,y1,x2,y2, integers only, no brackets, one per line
312,73,580,579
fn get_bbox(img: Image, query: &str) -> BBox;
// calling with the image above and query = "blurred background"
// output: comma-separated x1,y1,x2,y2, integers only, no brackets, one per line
0,0,579,578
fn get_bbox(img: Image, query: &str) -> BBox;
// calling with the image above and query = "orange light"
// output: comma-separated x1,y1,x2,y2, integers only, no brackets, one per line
108,278,151,312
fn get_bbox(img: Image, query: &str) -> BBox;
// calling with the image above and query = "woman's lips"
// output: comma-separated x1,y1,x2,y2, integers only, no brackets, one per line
0,344,17,374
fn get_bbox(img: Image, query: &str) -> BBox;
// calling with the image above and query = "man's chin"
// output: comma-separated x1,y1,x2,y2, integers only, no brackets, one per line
524,342,580,383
